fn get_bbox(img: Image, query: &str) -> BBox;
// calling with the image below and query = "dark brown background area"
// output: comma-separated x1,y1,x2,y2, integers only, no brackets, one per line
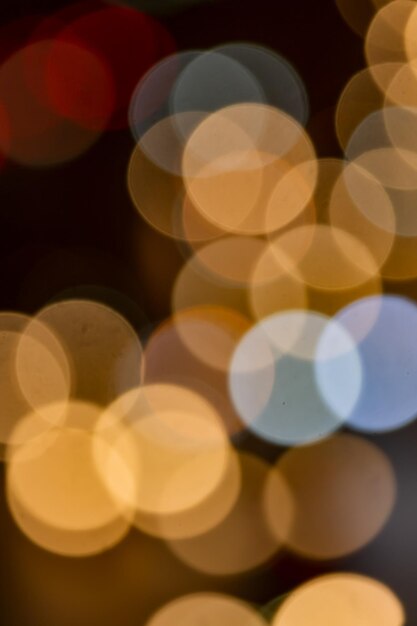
0,1,415,624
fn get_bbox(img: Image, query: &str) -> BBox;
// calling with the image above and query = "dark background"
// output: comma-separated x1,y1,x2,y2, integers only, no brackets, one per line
0,1,416,624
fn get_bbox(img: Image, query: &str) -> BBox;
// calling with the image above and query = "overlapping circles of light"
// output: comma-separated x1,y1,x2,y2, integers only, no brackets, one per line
271,573,404,626
229,310,362,445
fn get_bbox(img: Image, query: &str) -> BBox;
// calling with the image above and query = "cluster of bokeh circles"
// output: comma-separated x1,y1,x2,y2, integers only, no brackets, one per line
1,0,416,623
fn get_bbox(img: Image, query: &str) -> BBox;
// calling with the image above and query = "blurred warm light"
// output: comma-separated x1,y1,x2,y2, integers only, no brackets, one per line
146,593,268,626
264,224,381,315
128,139,188,239
383,106,417,177
24,299,143,406
267,434,396,560
98,384,231,524
346,108,417,189
167,452,292,575
270,224,379,290
272,573,404,625
15,315,71,418
385,60,417,109
134,448,241,540
144,306,248,435
336,64,399,150
172,247,254,319
249,242,308,321
365,1,414,67
6,401,133,556
135,112,205,176
0,312,70,457
171,305,250,372
329,161,395,269
229,311,361,445
327,295,417,432
180,191,226,243
182,104,316,235
191,236,266,286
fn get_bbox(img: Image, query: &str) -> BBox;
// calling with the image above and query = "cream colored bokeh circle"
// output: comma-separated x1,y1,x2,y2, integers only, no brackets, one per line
6,401,134,556
272,573,404,626
97,384,231,522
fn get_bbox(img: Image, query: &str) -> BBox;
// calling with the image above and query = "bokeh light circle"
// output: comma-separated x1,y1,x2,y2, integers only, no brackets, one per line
272,573,404,626
229,310,362,446
320,295,417,432
266,433,396,560
6,401,134,557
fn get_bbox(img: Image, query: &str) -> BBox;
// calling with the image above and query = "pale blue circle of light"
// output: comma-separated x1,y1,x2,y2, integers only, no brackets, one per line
229,311,362,446
214,43,309,125
316,295,417,433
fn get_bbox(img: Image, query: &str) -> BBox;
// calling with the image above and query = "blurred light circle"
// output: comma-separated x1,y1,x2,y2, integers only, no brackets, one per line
6,401,133,557
214,43,309,125
264,159,317,233
146,593,267,626
266,434,396,560
229,311,362,446
172,263,251,317
184,149,266,234
0,313,70,457
167,452,292,575
25,299,143,406
272,573,404,625
383,105,417,179
365,0,415,67
182,104,316,235
15,316,71,419
131,449,241,540
135,112,205,175
129,51,201,141
0,41,104,167
248,242,308,321
384,60,417,110
324,295,417,432
336,64,399,150
330,161,395,265
180,191,226,244
345,108,417,190
172,246,257,319
190,236,266,287
171,51,265,132
128,140,189,239
182,103,315,179
98,384,231,521
268,225,381,310
144,306,249,436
